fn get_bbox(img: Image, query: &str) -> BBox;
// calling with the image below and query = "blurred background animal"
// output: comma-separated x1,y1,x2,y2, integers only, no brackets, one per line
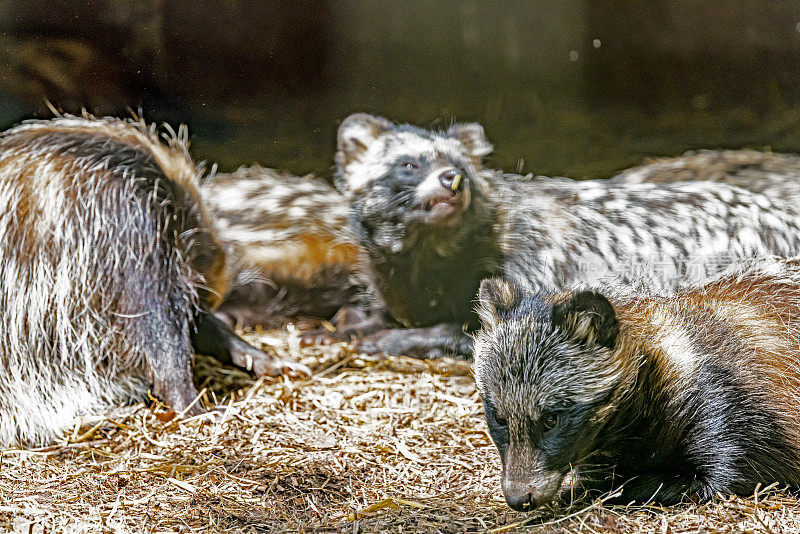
612,149,800,198
201,165,366,328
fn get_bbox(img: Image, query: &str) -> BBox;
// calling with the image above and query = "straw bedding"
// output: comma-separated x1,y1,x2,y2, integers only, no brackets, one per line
1,329,799,533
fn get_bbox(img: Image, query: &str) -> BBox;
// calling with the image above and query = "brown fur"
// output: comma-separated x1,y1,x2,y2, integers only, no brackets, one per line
201,165,366,326
475,257,800,509
0,115,306,446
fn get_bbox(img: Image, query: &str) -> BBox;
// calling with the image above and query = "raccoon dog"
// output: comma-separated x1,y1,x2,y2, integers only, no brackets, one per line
0,116,307,446
331,113,800,358
474,258,800,509
201,165,364,327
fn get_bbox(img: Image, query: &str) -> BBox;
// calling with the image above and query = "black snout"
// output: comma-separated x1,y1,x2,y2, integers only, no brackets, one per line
504,491,534,511
438,169,462,191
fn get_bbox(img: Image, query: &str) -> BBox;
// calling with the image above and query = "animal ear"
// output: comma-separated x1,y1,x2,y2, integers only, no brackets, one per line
477,278,519,328
551,291,618,349
336,113,394,168
447,122,493,166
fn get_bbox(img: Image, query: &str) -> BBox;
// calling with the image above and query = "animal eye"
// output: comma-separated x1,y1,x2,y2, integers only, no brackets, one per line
541,412,558,432
399,160,419,171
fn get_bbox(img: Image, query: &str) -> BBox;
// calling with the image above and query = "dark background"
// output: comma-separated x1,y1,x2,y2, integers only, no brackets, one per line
3,0,800,179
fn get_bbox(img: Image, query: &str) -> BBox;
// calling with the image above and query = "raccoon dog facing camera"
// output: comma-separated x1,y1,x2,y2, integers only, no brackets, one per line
474,258,800,510
331,113,800,358
0,116,307,447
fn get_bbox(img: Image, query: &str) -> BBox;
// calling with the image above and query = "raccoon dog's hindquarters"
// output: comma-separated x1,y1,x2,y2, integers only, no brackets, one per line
0,116,307,447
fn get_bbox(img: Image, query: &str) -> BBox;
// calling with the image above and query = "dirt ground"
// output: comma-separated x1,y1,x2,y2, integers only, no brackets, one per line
1,329,798,533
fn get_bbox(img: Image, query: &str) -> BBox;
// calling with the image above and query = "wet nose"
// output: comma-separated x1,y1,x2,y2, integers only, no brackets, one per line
438,169,462,191
504,490,534,511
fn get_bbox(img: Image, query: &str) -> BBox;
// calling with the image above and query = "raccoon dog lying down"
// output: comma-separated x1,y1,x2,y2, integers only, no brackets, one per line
328,113,800,358
474,257,800,509
201,165,364,327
